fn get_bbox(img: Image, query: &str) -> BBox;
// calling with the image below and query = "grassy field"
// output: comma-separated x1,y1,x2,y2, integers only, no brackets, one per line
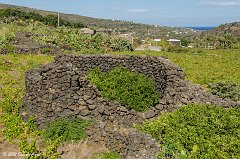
0,54,57,158
0,54,53,113
0,49,239,158
114,49,240,87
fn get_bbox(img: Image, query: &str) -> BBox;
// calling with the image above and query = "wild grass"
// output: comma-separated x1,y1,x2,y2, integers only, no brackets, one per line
114,49,240,87
0,53,57,158
91,152,122,159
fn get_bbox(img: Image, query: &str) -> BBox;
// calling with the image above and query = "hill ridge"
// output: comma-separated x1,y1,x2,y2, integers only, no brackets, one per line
0,3,200,39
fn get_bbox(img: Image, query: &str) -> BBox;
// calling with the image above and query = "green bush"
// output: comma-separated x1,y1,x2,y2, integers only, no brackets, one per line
137,104,240,159
1,44,16,53
41,48,52,54
110,38,133,52
209,81,240,101
19,139,42,158
91,152,122,159
43,117,91,143
181,38,191,47
88,66,160,112
0,32,15,47
0,31,16,53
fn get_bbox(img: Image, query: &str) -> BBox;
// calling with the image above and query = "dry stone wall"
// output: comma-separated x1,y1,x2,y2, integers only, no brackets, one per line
0,32,61,54
21,54,239,159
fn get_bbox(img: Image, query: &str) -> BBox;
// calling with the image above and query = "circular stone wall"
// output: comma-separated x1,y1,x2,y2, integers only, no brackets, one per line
21,54,239,158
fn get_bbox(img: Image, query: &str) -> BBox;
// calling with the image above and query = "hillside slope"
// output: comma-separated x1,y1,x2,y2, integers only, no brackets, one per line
202,22,240,38
0,3,200,39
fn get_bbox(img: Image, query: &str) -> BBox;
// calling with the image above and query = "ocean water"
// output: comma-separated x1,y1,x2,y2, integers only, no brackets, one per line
185,27,215,31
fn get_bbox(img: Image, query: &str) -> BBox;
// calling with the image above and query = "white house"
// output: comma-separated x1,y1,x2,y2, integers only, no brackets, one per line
167,39,181,46
153,39,161,42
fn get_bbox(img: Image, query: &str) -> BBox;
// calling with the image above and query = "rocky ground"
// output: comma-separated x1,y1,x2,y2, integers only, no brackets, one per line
0,31,68,55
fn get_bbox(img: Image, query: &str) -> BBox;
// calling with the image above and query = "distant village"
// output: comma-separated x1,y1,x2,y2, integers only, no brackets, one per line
79,27,189,52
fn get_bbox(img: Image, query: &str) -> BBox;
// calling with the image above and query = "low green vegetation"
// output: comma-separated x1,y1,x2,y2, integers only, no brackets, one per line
166,45,189,53
114,49,240,87
0,54,63,158
0,23,16,52
109,38,133,52
88,66,160,112
43,117,92,143
0,20,134,54
209,81,240,101
137,104,240,159
92,152,122,159
33,29,133,53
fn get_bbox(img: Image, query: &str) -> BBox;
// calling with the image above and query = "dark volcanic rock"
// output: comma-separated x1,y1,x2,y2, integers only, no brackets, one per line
21,54,240,159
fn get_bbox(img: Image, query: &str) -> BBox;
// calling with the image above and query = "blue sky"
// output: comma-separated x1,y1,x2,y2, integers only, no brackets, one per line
0,0,240,27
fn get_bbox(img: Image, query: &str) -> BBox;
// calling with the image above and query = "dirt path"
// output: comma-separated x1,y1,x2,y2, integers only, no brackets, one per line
0,141,23,159
59,140,107,159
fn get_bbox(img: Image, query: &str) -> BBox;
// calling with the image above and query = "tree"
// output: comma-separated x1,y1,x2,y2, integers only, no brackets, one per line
181,38,190,47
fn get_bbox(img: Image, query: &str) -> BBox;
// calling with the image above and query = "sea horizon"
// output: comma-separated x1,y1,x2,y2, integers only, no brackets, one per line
184,26,216,31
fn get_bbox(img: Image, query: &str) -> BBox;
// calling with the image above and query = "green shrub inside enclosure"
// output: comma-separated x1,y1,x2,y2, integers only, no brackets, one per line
208,81,240,101
137,104,240,159
88,66,160,112
43,117,92,143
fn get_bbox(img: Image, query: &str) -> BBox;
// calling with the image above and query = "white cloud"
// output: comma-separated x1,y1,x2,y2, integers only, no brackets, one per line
128,9,149,13
205,1,240,6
